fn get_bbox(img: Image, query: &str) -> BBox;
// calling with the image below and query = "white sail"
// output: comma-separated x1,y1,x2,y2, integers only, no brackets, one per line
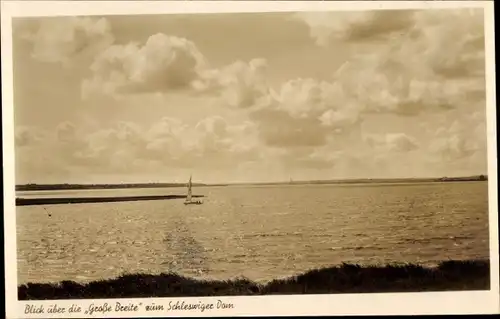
186,175,192,201
184,174,203,205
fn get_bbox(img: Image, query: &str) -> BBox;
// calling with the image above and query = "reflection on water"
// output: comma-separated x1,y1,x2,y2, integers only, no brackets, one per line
16,182,490,284
161,217,210,275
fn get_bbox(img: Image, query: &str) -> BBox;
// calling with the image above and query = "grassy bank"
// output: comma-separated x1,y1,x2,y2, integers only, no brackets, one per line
18,260,490,300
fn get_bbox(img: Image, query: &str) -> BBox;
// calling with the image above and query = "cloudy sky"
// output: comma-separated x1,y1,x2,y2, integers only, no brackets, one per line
12,8,488,184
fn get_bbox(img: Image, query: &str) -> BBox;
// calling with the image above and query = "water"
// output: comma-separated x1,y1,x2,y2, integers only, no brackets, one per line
16,182,490,284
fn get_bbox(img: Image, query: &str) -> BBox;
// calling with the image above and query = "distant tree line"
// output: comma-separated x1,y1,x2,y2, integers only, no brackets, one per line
15,183,207,191
438,175,488,182
241,175,489,186
16,175,487,191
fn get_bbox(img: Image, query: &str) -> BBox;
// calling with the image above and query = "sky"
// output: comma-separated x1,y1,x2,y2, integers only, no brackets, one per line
12,8,488,184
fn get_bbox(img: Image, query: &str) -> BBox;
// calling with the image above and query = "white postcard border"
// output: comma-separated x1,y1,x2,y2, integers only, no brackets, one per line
2,1,498,318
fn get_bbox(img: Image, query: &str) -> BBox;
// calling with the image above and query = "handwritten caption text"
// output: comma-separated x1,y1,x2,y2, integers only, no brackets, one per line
25,299,235,315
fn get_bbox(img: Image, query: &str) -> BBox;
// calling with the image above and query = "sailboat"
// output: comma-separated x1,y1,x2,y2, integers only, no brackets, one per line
184,175,203,205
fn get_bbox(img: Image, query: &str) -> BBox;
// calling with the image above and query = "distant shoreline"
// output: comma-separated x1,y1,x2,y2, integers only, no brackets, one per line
18,259,490,300
15,175,488,192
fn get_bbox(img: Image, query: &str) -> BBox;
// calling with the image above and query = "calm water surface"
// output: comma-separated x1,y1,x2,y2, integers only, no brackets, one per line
16,182,490,284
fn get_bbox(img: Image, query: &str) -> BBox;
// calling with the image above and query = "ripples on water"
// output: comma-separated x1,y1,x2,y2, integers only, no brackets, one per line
16,182,489,284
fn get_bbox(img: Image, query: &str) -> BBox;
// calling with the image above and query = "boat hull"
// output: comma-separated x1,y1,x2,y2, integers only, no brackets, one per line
184,201,203,205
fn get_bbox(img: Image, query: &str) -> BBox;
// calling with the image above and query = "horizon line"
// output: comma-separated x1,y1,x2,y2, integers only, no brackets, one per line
15,174,488,187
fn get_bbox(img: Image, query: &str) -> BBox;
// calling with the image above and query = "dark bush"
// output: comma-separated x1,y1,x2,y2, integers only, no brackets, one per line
18,259,490,300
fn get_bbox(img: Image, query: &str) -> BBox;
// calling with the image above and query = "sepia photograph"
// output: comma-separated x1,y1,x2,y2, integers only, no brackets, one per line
2,0,498,317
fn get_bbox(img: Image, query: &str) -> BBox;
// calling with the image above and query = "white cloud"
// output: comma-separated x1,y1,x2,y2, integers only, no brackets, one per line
293,8,485,116
214,9,485,149
430,135,476,161
15,116,264,182
364,132,419,153
82,33,207,98
293,10,414,46
15,126,46,147
23,16,114,66
77,10,485,152
273,78,345,119
429,112,487,163
195,116,228,137
242,78,363,149
15,110,487,182
413,9,485,79
194,58,269,108
385,133,419,152
14,11,488,183
295,147,343,170
81,32,271,106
